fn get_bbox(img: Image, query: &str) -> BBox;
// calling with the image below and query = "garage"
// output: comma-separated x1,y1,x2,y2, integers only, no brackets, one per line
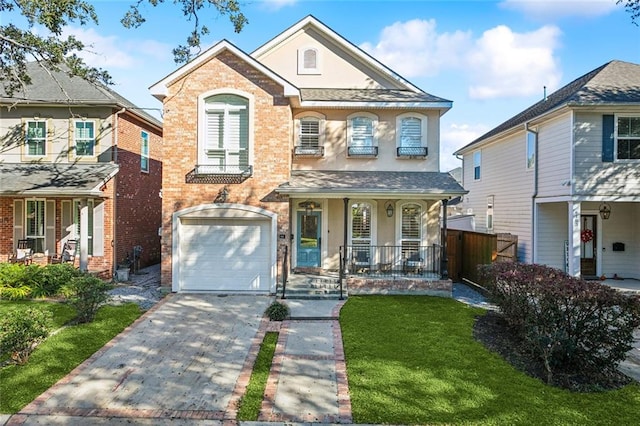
173,204,277,293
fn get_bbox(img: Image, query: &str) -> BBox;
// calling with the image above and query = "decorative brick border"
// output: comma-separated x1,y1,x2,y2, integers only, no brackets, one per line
258,300,352,423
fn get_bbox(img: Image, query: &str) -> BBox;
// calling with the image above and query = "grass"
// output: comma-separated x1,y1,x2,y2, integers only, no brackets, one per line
340,295,640,425
236,332,278,420
0,300,76,330
0,302,141,414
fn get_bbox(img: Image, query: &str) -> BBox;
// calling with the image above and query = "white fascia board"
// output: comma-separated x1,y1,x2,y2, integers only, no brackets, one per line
251,15,424,94
275,189,467,198
299,101,453,110
149,40,299,100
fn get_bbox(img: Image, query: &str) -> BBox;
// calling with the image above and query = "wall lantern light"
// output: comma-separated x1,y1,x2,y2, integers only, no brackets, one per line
300,200,316,215
385,201,394,218
599,202,611,220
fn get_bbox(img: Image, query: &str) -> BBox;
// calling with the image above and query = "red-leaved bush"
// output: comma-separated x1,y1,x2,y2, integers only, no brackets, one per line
478,262,640,385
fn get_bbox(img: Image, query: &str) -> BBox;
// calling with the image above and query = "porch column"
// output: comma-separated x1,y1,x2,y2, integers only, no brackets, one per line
79,200,89,272
441,198,448,279
567,201,581,277
342,197,349,272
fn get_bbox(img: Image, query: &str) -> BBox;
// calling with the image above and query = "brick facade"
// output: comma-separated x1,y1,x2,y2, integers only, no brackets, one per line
160,50,291,287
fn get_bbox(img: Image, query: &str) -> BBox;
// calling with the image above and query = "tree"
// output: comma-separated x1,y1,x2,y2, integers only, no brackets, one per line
619,0,640,25
0,0,247,97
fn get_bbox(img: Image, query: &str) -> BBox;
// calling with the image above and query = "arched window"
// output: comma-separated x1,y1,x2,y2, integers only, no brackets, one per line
400,203,422,257
396,113,428,157
294,112,325,156
347,113,378,157
298,47,321,74
351,202,372,247
202,94,249,173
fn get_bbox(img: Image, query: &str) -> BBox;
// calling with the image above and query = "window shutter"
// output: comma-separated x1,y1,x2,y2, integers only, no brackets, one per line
351,117,373,146
61,200,73,243
300,119,320,147
206,111,223,150
93,202,104,256
602,115,614,162
46,200,55,254
351,204,371,243
13,200,23,247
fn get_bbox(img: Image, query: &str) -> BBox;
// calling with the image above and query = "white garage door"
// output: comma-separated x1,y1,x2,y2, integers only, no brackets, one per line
178,218,271,292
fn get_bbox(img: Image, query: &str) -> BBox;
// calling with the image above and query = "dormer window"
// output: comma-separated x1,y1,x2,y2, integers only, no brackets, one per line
298,47,321,75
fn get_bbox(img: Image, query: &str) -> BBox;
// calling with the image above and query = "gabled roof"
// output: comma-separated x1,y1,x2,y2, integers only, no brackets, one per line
149,39,299,100
276,170,467,198
252,15,425,94
454,60,640,154
0,62,162,129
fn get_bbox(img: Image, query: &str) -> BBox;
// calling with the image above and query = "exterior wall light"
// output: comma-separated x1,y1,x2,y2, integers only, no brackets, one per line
385,201,394,217
599,202,611,220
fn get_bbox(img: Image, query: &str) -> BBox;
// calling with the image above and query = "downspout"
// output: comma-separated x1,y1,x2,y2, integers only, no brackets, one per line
526,123,539,263
112,107,126,275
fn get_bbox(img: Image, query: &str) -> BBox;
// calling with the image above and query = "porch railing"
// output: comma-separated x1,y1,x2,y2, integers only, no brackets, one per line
341,244,442,279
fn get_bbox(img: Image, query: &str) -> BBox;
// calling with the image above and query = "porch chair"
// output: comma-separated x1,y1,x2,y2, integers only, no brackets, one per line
9,239,33,265
351,247,371,274
403,252,423,275
51,240,78,264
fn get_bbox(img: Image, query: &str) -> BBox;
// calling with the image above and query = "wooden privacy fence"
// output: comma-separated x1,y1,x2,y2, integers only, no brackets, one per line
446,230,518,283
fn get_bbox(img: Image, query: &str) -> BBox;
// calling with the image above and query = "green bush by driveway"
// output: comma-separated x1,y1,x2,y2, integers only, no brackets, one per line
340,296,640,425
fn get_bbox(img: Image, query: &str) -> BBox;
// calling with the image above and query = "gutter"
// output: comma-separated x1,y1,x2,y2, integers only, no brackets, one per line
112,107,126,275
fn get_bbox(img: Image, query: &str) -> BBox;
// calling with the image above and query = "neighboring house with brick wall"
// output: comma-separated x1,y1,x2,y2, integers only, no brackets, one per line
150,15,466,293
454,60,640,281
0,62,163,276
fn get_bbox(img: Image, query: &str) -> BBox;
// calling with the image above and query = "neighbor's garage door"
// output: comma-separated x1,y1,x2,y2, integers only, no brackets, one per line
178,218,271,292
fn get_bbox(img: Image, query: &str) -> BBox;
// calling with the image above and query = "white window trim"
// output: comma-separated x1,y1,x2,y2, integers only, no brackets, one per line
614,114,640,162
297,46,321,75
347,200,378,246
473,150,482,181
347,112,378,155
72,119,98,159
526,131,536,170
396,113,427,148
141,130,150,172
394,200,428,247
197,89,254,169
25,120,47,157
294,111,326,149
25,198,46,252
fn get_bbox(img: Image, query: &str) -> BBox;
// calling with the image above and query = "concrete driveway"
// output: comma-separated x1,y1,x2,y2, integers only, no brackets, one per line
9,294,272,425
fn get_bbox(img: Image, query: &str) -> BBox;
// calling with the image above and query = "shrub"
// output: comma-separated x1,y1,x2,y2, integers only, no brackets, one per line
0,263,32,300
478,262,640,385
265,301,290,321
0,308,52,365
32,264,82,298
62,275,114,323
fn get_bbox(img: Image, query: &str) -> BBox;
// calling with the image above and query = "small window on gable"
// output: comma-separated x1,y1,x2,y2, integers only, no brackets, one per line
298,47,320,75
526,131,536,169
473,151,481,180
616,116,640,160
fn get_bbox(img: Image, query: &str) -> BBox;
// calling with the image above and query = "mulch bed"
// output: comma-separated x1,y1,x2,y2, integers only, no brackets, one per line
473,310,633,392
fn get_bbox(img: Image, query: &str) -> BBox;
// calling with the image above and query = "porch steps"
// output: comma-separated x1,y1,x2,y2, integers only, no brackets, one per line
280,273,345,300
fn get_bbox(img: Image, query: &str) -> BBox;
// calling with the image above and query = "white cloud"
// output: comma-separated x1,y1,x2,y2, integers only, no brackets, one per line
361,19,562,100
260,0,297,11
467,25,562,99
440,123,490,172
500,0,618,19
360,19,472,77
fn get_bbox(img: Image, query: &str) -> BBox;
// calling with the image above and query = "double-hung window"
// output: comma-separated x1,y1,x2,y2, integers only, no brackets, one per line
348,114,377,157
74,121,95,157
26,121,46,156
141,131,149,172
203,94,249,173
617,116,640,160
473,151,481,180
397,114,427,157
294,114,324,156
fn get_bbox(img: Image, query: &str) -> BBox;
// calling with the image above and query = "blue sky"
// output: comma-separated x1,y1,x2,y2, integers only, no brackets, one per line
28,1,640,170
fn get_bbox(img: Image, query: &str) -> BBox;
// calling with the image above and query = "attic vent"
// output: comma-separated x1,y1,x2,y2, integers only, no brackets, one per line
298,47,320,75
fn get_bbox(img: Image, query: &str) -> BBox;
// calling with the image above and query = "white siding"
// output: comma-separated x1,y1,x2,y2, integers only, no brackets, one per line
600,202,640,279
536,202,568,270
537,112,572,198
573,110,640,197
461,130,534,262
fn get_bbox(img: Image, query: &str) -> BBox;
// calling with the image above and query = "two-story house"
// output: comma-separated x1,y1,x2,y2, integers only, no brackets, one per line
0,62,163,276
454,60,639,280
151,15,466,293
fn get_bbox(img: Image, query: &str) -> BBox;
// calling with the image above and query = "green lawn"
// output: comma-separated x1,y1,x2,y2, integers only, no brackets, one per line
340,296,640,425
237,331,278,420
0,301,141,414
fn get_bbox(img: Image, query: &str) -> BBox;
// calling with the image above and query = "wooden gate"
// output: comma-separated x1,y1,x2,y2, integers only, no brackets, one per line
447,230,517,283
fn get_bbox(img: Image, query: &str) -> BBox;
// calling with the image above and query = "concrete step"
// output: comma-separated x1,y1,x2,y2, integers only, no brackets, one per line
280,274,345,299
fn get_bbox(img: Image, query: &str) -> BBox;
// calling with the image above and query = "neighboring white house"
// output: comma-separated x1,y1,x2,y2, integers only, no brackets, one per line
454,60,640,280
